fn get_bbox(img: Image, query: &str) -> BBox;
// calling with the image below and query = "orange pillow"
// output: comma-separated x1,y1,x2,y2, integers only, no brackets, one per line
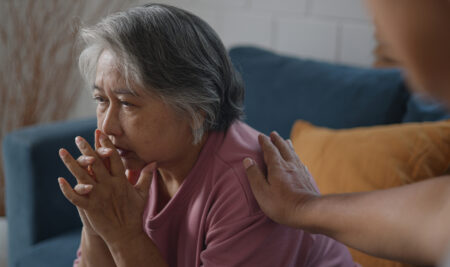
290,120,450,267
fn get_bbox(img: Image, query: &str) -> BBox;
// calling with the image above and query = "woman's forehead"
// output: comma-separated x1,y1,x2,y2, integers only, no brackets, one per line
93,70,153,99
95,51,135,93
96,51,121,78
94,50,161,99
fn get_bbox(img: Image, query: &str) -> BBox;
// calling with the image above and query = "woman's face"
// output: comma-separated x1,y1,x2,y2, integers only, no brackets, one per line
93,50,195,172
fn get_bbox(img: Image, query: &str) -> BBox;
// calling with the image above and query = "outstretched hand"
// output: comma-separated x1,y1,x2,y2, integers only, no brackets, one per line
243,132,319,228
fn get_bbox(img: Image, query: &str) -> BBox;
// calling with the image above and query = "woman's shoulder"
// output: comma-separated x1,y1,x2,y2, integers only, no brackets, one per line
207,121,266,217
215,120,264,168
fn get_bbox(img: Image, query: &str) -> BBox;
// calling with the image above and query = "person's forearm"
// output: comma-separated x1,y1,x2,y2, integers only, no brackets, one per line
299,175,450,265
78,228,116,267
106,230,168,267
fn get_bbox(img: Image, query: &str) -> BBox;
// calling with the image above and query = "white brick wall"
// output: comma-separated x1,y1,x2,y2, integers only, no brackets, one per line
310,0,369,20
252,0,307,15
221,11,273,48
71,0,376,119
146,0,375,66
275,18,338,62
340,22,375,66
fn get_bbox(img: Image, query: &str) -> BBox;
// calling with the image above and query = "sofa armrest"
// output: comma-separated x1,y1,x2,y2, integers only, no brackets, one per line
3,118,96,265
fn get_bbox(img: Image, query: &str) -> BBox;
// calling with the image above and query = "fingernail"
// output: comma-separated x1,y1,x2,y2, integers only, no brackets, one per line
84,184,93,190
243,158,254,169
99,133,106,142
258,134,269,145
287,139,294,148
57,177,64,186
272,131,280,136
75,136,85,148
98,147,112,154
83,156,95,164
59,148,67,158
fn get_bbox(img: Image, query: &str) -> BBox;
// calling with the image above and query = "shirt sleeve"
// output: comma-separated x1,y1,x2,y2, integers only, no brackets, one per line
199,169,357,267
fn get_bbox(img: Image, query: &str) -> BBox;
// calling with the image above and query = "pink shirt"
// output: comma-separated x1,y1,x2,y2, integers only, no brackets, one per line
75,121,356,267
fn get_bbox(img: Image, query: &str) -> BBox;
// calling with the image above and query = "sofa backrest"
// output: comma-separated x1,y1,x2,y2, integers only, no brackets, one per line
3,118,96,264
229,46,411,138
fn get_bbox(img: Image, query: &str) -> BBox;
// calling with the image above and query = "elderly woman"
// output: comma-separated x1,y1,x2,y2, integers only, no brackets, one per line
57,3,356,267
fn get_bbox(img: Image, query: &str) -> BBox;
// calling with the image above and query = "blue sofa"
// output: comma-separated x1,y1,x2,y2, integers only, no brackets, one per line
3,46,449,267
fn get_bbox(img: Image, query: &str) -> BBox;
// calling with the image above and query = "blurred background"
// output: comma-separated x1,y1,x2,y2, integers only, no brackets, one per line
0,0,396,266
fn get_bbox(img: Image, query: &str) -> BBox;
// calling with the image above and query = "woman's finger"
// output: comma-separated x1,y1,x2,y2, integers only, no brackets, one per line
98,131,125,177
134,162,156,198
77,155,96,168
59,149,96,184
97,147,112,172
97,147,113,158
75,136,110,181
74,183,94,195
77,155,96,177
95,129,112,172
58,177,90,208
95,129,101,150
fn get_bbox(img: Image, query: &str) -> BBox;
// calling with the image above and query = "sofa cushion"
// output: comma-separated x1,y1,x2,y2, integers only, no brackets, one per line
402,94,450,122
229,46,410,138
15,229,81,267
290,120,450,267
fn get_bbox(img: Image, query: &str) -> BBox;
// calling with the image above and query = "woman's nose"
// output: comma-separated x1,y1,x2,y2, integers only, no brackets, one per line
100,106,122,137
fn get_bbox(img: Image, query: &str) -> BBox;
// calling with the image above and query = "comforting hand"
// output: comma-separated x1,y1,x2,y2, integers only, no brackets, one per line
243,132,320,228
58,130,156,247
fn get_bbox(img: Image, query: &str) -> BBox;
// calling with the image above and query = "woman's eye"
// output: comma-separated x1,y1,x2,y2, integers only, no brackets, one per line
93,96,107,104
120,101,134,107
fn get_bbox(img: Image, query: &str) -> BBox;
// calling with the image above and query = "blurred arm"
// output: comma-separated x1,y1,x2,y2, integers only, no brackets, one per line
301,175,450,265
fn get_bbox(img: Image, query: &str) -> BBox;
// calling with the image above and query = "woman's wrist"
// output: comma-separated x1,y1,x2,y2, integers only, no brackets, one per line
82,225,99,238
106,230,168,267
106,228,146,253
81,227,116,267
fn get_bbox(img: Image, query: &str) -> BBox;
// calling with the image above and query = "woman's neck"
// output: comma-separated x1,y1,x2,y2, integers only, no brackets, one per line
157,132,209,198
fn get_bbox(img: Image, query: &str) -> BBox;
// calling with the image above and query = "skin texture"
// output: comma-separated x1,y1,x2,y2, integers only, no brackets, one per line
58,50,207,267
244,0,450,265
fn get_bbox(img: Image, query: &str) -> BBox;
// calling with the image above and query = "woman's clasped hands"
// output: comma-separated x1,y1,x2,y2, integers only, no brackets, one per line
57,129,156,247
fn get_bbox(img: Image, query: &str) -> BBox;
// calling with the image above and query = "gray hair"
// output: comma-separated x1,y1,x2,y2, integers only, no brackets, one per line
78,3,244,143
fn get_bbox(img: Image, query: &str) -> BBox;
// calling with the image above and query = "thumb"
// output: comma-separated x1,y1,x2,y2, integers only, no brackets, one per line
243,157,268,194
135,162,157,198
